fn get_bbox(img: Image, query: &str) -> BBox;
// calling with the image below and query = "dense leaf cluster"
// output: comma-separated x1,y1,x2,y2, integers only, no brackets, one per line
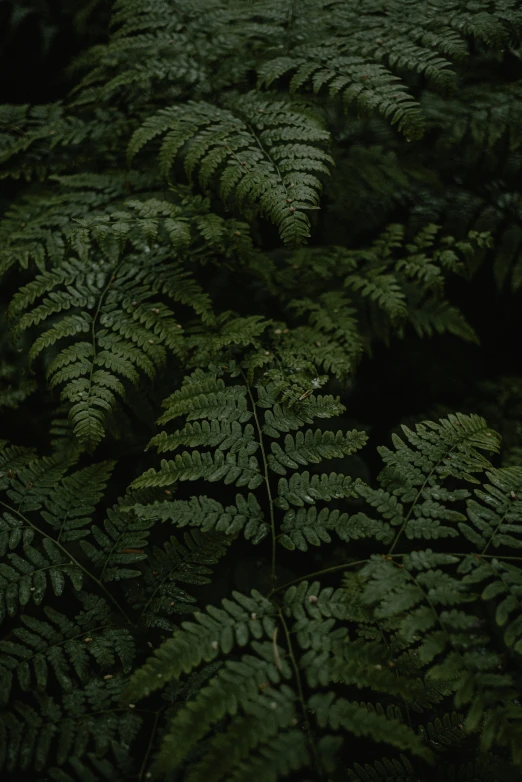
1,1,522,780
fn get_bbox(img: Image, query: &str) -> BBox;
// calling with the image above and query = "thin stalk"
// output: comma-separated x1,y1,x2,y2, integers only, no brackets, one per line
139,711,161,781
271,558,371,595
387,439,463,555
245,378,278,588
278,608,325,780
272,551,522,596
85,261,122,413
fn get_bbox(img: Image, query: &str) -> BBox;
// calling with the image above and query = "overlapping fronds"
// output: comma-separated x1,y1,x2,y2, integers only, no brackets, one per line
3,185,257,448
128,94,333,245
132,368,367,552
2,0,522,780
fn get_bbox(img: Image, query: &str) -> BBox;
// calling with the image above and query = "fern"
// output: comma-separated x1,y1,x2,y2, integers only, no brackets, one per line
348,753,417,781
0,460,112,621
125,529,230,630
2,0,522,779
124,576,428,779
0,593,134,706
420,711,466,751
128,93,334,245
258,49,429,142
259,224,489,380
341,415,522,768
3,189,237,449
78,492,152,582
126,407,522,777
0,677,142,775
311,692,428,758
132,368,367,552
0,447,231,778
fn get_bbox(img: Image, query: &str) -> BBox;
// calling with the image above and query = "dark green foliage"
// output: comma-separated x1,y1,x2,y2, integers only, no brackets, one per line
132,370,367,553
125,410,522,778
127,95,334,246
1,0,522,780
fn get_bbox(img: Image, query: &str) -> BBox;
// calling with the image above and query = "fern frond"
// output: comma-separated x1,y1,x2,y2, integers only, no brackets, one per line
133,493,269,544
151,654,296,777
271,223,483,360
0,593,134,707
133,449,264,490
0,173,142,274
259,376,345,425
150,418,257,454
0,532,80,621
5,191,225,449
259,52,427,141
278,506,349,552
212,730,308,782
0,677,141,775
0,444,38,493
285,292,364,379
420,711,465,751
124,589,277,701
349,413,522,768
350,413,500,544
462,466,522,554
275,471,359,510
79,494,152,582
157,371,251,425
133,370,367,554
282,580,352,623
408,299,478,343
39,462,115,542
125,530,230,631
128,93,333,245
0,458,118,622
310,691,430,759
268,428,367,476
0,104,96,182
348,753,417,781
434,753,520,781
42,753,136,782
281,580,353,686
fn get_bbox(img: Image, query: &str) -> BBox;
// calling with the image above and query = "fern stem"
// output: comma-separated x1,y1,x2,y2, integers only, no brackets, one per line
375,617,416,737
244,377,278,588
480,507,511,557
85,261,122,437
403,565,451,640
270,558,371,595
246,123,286,189
0,499,133,624
134,544,197,627
432,552,522,562
387,439,462,555
278,608,325,780
285,0,297,52
271,551,522,597
139,710,161,781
